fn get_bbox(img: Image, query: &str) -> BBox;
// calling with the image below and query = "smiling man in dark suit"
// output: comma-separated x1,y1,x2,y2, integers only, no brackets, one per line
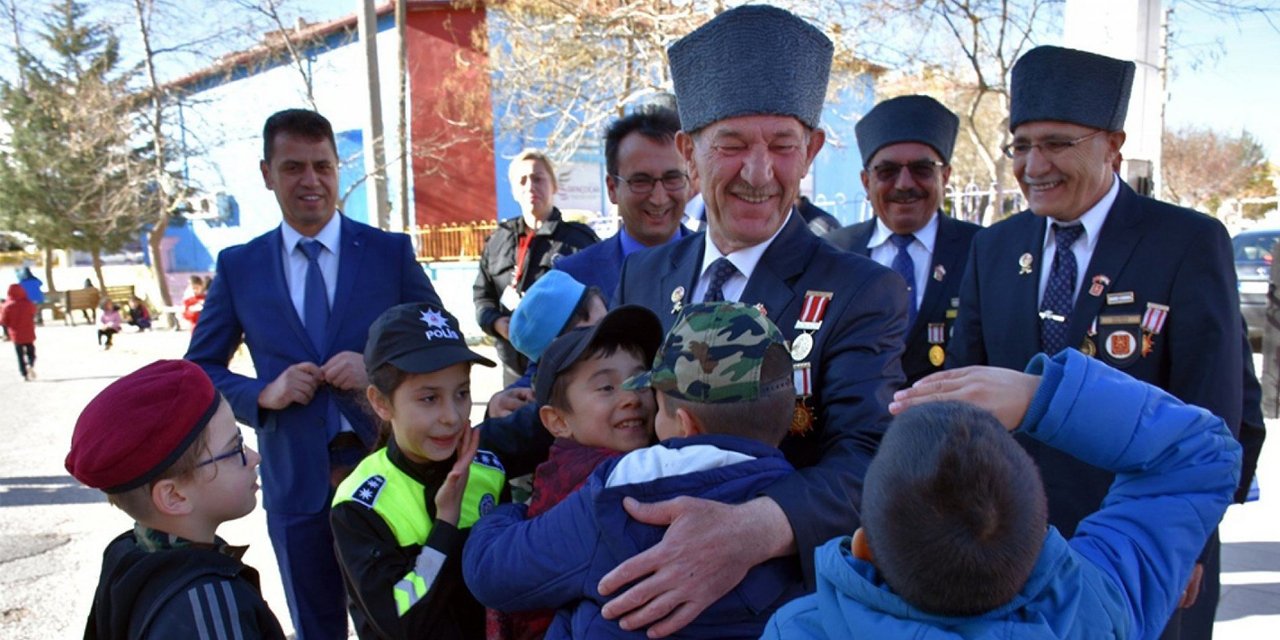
601,6,908,637
947,46,1242,639
185,109,440,640
827,95,980,386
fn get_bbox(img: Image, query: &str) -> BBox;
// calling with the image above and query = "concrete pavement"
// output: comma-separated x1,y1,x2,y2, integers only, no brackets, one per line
0,323,1276,638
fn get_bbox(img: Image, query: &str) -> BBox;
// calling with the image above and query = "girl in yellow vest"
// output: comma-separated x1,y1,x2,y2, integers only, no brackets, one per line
332,303,506,639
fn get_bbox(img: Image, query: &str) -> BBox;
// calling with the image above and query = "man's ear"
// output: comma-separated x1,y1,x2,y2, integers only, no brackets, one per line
367,386,393,422
675,406,703,437
260,159,273,190
676,131,699,191
539,405,574,440
851,527,874,563
151,478,194,517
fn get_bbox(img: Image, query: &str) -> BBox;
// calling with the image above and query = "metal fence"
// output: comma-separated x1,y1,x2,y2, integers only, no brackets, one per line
944,181,1027,225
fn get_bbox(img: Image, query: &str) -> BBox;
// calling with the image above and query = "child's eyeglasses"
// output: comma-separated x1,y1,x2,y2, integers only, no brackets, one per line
196,432,247,467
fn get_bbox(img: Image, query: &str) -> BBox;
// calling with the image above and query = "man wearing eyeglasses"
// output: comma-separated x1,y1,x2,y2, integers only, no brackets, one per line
948,45,1244,639
602,6,907,636
827,95,980,386
556,106,692,295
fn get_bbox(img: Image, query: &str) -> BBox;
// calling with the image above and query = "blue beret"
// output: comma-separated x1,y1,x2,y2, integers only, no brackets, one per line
669,5,832,132
1010,45,1135,132
855,95,959,165
510,270,588,362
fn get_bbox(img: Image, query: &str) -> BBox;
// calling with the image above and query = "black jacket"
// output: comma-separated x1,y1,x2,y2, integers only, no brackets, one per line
86,528,284,640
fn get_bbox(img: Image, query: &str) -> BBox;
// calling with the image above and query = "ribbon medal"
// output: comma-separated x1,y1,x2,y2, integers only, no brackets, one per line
1140,302,1169,357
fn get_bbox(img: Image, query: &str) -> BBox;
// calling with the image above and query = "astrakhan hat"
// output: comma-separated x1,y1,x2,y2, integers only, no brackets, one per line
669,5,832,132
1009,45,1135,132
855,95,960,165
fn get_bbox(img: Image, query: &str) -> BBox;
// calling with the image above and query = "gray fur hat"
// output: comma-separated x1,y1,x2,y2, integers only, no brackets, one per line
1010,45,1135,132
855,95,960,165
669,5,832,133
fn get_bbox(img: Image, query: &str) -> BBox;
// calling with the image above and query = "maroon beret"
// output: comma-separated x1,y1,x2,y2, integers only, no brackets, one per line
66,359,220,493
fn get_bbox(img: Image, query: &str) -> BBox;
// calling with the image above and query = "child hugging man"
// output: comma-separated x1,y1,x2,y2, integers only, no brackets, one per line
763,349,1242,639
66,359,283,639
464,302,807,639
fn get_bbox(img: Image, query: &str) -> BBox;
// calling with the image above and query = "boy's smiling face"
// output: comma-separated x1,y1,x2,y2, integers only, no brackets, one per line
544,348,655,452
372,362,473,463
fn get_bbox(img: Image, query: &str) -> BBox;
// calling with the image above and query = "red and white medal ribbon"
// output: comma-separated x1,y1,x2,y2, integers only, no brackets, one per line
1141,303,1169,335
795,291,833,332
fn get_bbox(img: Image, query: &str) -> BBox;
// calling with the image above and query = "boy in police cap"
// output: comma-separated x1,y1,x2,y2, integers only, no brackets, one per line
464,302,807,639
763,351,1240,639
67,359,284,639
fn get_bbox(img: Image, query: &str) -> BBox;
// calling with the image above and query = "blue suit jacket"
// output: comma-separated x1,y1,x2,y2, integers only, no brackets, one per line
826,214,980,385
948,180,1242,535
615,212,907,582
554,233,626,296
186,215,440,515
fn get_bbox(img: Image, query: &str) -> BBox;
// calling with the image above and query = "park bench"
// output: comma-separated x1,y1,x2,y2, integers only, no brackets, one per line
61,284,135,326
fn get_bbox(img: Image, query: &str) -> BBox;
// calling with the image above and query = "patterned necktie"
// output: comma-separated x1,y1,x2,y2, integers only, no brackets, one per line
300,239,330,352
704,258,739,303
889,233,918,326
1039,224,1085,355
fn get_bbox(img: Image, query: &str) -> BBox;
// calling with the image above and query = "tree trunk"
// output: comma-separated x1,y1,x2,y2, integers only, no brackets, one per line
147,216,177,329
92,248,105,291
42,247,56,293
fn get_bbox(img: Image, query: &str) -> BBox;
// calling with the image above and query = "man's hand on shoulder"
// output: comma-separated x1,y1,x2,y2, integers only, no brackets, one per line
258,362,323,410
321,351,368,391
597,496,793,638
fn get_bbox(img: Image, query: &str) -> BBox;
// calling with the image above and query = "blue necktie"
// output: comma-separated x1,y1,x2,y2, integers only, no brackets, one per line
704,258,739,303
1039,224,1085,355
890,234,918,326
300,239,329,353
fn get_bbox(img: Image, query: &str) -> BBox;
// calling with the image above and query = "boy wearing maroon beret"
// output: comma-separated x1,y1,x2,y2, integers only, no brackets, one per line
66,360,285,639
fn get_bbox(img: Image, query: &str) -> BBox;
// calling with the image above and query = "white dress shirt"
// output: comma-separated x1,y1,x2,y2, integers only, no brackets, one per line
1036,175,1120,304
693,212,794,303
867,211,940,311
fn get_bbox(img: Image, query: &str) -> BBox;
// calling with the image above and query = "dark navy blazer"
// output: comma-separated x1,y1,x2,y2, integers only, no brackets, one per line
948,180,1242,535
615,212,907,582
554,233,626,296
186,215,440,515
826,213,980,386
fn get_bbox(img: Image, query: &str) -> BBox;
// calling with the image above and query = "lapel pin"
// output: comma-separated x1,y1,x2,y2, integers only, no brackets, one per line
670,286,685,315
1089,274,1111,297
933,264,946,282
1018,253,1033,275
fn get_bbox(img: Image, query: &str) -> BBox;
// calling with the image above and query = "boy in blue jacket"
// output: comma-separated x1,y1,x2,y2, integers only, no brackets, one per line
463,302,807,639
763,349,1241,640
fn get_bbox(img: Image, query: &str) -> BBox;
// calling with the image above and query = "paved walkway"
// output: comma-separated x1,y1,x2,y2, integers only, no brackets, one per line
0,324,1275,638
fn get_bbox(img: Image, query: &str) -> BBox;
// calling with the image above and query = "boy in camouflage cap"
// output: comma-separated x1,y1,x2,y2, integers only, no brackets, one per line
464,302,805,639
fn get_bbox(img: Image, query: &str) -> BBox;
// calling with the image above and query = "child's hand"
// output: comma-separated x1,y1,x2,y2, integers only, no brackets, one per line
890,366,1040,431
433,426,480,526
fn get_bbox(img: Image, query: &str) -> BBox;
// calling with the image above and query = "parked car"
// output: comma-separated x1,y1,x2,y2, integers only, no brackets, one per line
1233,227,1280,349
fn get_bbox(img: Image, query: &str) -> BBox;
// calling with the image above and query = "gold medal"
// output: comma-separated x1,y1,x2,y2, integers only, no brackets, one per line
790,401,814,437
1080,336,1096,357
928,344,945,367
791,332,814,361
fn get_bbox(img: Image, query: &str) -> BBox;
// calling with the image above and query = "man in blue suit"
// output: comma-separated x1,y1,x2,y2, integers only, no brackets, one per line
947,47,1241,639
556,105,692,296
597,7,907,637
185,109,439,639
827,95,980,386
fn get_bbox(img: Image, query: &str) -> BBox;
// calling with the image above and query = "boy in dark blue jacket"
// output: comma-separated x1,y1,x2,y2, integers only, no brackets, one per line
464,302,807,639
763,350,1241,639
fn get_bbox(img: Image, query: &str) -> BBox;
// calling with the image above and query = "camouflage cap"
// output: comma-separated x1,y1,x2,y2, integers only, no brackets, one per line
625,302,788,404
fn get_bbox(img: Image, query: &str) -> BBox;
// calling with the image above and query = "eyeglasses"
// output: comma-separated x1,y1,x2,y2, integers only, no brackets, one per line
871,161,946,183
1001,130,1105,159
197,432,247,468
612,172,689,195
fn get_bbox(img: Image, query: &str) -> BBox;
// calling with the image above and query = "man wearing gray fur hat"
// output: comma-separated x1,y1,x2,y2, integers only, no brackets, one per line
828,95,981,386
607,5,909,636
948,44,1251,639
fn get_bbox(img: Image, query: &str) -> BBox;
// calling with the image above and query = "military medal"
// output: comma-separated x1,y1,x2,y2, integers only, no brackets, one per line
1140,302,1169,357
795,291,832,331
1089,274,1110,297
1081,316,1098,357
791,332,813,361
1018,253,1034,275
670,286,685,315
933,264,946,282
790,363,814,436
927,322,946,367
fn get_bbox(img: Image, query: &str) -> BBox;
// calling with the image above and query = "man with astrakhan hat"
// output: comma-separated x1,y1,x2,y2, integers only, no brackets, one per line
828,95,981,385
606,5,908,636
947,44,1250,639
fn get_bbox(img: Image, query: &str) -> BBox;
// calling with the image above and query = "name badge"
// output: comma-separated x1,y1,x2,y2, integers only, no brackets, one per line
1106,291,1135,305
1099,314,1141,325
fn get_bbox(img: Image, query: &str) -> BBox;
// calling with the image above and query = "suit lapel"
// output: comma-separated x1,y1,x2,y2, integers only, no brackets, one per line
269,228,319,359
742,213,809,322
329,215,366,355
1066,183,1146,344
848,221,873,257
1009,214,1048,357
658,235,704,325
915,214,958,338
